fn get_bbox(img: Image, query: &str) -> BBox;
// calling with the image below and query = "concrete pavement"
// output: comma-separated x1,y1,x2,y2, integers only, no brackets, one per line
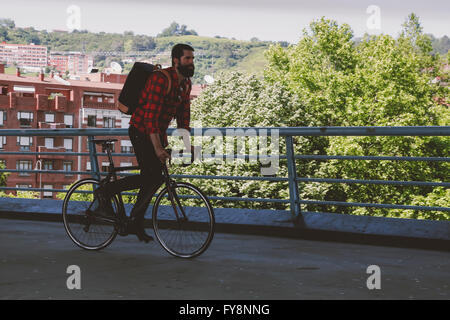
0,219,449,300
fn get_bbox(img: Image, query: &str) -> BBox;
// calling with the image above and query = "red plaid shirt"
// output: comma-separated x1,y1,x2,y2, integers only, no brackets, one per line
130,67,191,147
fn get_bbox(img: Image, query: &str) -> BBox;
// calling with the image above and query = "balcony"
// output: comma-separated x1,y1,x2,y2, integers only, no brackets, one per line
35,95,74,112
83,101,116,110
38,122,67,129
37,146,67,160
36,95,51,111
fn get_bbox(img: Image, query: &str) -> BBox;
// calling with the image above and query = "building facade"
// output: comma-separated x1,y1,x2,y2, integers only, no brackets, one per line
49,52,94,75
0,66,131,199
0,42,47,71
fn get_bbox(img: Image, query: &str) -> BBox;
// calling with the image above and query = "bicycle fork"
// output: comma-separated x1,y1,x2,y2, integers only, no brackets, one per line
166,181,188,222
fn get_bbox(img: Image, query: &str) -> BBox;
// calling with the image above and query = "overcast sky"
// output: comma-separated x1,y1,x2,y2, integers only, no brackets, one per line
2,0,449,43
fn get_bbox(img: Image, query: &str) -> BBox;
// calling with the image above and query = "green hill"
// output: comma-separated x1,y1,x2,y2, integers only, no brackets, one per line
1,18,447,84
0,21,276,84
151,35,272,83
230,46,268,77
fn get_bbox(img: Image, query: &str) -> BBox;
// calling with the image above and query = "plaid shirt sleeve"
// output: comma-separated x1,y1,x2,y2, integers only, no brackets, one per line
138,71,168,135
176,80,191,132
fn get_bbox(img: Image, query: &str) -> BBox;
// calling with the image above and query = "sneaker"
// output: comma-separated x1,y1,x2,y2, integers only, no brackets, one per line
128,217,154,243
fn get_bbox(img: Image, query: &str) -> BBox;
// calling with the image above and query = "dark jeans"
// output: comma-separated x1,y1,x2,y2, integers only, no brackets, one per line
101,125,164,219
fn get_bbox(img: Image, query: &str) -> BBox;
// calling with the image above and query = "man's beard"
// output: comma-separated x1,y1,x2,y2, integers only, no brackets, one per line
177,64,195,78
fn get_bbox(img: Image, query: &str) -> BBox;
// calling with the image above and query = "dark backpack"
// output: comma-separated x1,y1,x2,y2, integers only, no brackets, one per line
118,62,171,115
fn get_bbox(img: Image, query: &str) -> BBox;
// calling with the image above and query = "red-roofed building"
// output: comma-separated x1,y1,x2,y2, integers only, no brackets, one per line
49,52,94,75
0,42,47,70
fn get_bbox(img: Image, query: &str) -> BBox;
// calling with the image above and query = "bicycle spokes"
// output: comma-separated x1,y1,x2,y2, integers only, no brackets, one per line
152,182,215,258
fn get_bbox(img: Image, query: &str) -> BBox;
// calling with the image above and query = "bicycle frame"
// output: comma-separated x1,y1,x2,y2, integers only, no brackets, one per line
161,163,189,222
95,141,188,224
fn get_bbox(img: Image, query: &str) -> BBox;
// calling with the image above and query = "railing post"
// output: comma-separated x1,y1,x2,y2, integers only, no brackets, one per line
285,136,303,224
87,135,101,181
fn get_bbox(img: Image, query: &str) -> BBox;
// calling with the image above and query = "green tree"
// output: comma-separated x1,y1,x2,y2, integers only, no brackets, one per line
263,15,449,219
157,22,198,37
0,18,15,28
185,15,449,219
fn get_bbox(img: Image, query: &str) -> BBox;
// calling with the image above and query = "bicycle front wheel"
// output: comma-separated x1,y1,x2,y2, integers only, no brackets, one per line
62,178,119,250
152,182,215,258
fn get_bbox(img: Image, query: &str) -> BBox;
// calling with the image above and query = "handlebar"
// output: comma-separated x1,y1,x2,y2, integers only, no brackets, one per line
165,147,198,167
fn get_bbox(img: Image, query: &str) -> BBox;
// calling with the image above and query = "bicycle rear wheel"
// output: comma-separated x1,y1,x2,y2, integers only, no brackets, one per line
62,178,119,250
152,182,215,258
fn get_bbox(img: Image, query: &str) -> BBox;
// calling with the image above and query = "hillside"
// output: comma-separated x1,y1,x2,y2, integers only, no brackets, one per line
0,19,448,84
0,22,275,84
150,35,272,83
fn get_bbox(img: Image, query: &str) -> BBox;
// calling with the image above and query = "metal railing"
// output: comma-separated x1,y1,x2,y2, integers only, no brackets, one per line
0,126,449,219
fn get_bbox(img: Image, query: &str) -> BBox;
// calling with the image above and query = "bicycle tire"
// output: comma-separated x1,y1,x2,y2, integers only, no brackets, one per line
152,182,215,258
62,178,119,250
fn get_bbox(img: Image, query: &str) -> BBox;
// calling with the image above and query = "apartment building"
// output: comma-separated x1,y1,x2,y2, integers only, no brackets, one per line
0,64,133,199
0,42,48,71
49,52,94,75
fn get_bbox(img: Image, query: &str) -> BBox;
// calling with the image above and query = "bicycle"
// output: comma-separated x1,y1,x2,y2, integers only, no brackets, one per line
62,138,215,258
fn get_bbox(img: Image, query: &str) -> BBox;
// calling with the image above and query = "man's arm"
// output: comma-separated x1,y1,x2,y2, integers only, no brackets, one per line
177,81,192,151
150,133,170,163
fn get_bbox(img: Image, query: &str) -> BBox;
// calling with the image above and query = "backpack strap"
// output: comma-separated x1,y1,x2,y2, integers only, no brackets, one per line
157,69,172,96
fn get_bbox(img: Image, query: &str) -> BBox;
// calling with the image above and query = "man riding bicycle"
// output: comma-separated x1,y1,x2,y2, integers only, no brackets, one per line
95,43,196,242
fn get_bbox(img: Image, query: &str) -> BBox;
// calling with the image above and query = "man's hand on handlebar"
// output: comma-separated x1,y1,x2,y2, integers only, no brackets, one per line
157,146,201,166
155,147,171,164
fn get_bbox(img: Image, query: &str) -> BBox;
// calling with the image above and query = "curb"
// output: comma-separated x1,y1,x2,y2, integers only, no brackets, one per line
0,197,449,252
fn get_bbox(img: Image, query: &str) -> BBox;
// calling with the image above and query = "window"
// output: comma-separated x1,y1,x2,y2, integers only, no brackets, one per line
45,113,55,123
0,159,6,168
87,115,96,127
0,136,6,150
121,140,133,153
86,162,91,171
64,138,73,151
121,116,130,129
0,110,6,126
43,160,53,170
17,160,32,176
0,86,8,96
43,184,53,198
103,116,115,128
120,162,133,173
102,142,114,153
45,137,54,148
64,114,73,128
17,112,33,127
16,184,32,190
63,161,73,176
101,162,111,172
17,136,33,151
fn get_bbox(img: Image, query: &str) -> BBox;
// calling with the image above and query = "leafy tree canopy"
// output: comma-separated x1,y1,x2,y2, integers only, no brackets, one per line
188,14,449,219
157,22,198,37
